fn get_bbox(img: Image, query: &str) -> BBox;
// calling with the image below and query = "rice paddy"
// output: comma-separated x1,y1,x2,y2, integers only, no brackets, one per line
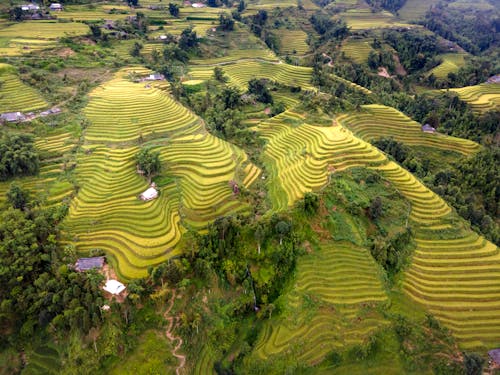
448,83,500,113
279,30,309,56
0,21,89,40
335,9,413,30
0,63,47,112
64,68,258,278
337,104,480,155
398,0,439,21
252,242,389,364
428,53,468,79
341,38,374,64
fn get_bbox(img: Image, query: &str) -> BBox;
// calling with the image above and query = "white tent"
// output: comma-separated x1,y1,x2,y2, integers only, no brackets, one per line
140,187,158,201
103,280,126,295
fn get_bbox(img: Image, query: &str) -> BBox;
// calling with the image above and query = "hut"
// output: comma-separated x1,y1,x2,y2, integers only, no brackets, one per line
421,124,436,134
75,256,105,272
139,186,158,201
103,280,126,295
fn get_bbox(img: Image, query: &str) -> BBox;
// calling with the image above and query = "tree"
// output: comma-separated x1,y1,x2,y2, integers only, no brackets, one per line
89,24,102,40
238,0,246,12
302,192,319,215
463,352,485,375
213,66,226,82
254,225,265,254
136,148,162,182
168,3,179,17
0,133,39,181
179,28,198,50
275,221,291,245
130,41,143,57
248,78,273,104
368,196,383,220
219,14,235,31
6,182,30,210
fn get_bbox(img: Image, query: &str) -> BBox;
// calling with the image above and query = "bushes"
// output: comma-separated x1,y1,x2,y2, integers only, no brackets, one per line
0,133,39,181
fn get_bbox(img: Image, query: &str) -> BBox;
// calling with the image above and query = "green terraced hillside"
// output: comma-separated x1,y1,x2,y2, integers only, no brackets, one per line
65,68,259,278
0,63,47,112
338,104,480,155
428,53,468,79
251,242,389,365
448,83,500,113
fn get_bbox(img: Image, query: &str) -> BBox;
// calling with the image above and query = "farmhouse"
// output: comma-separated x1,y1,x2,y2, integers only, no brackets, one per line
421,124,436,133
145,73,165,81
140,186,159,201
49,3,63,11
103,279,126,295
0,112,26,123
192,2,206,8
486,75,500,84
21,4,40,11
489,349,500,367
75,256,105,272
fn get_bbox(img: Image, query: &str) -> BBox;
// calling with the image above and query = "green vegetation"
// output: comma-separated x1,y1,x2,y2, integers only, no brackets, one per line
0,1,498,374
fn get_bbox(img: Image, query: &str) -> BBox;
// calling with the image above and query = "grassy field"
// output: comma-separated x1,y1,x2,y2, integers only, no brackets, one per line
448,83,500,113
337,104,480,155
0,63,47,112
335,9,413,30
64,68,258,278
428,53,468,79
0,21,89,39
398,0,439,21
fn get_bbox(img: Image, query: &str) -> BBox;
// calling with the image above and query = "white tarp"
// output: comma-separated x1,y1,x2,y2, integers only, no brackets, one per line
103,280,126,295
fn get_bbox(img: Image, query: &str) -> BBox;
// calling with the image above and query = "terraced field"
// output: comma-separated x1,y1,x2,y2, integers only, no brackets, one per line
449,83,500,113
373,161,500,349
0,63,47,112
336,9,413,30
22,346,61,375
279,30,309,56
341,38,374,64
252,242,389,364
338,104,480,155
0,37,56,57
399,0,439,20
65,68,258,278
189,48,279,65
257,111,386,211
0,21,89,39
428,53,468,79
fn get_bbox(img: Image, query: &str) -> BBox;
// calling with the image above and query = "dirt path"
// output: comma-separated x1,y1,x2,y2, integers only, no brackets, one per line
164,290,186,375
322,52,334,67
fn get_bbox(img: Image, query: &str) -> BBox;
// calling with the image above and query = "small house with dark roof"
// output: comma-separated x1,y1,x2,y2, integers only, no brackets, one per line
49,3,63,11
489,349,500,367
75,256,105,272
486,75,500,84
0,112,26,123
421,124,436,134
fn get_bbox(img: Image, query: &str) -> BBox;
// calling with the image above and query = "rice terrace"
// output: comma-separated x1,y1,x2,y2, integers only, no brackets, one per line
0,0,498,374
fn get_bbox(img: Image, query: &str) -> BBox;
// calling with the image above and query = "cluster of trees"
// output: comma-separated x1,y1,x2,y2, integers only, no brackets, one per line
365,0,407,13
421,5,499,54
0,188,105,345
310,12,349,44
0,133,39,181
136,147,162,182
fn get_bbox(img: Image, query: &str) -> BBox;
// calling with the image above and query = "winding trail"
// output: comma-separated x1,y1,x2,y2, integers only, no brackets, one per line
164,290,186,375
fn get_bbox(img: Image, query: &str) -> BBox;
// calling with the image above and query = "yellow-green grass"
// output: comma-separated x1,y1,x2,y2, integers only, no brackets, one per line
252,242,389,364
337,104,480,156
0,63,47,112
190,48,279,65
448,0,495,11
398,0,439,21
193,346,217,375
279,30,309,56
66,68,258,278
448,83,500,113
428,53,467,79
0,37,56,56
52,5,131,22
149,19,215,37
341,38,374,64
372,161,500,349
0,21,89,39
219,61,315,91
336,9,413,30
257,110,386,211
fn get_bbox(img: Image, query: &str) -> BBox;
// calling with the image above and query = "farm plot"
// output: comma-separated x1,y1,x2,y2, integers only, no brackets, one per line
257,111,386,211
219,61,315,91
0,21,89,39
0,63,47,112
398,0,439,21
279,30,309,56
336,9,413,30
0,37,56,57
338,104,480,155
190,48,279,65
341,38,374,64
373,161,500,350
252,242,389,365
448,83,500,113
428,53,468,79
65,68,258,278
